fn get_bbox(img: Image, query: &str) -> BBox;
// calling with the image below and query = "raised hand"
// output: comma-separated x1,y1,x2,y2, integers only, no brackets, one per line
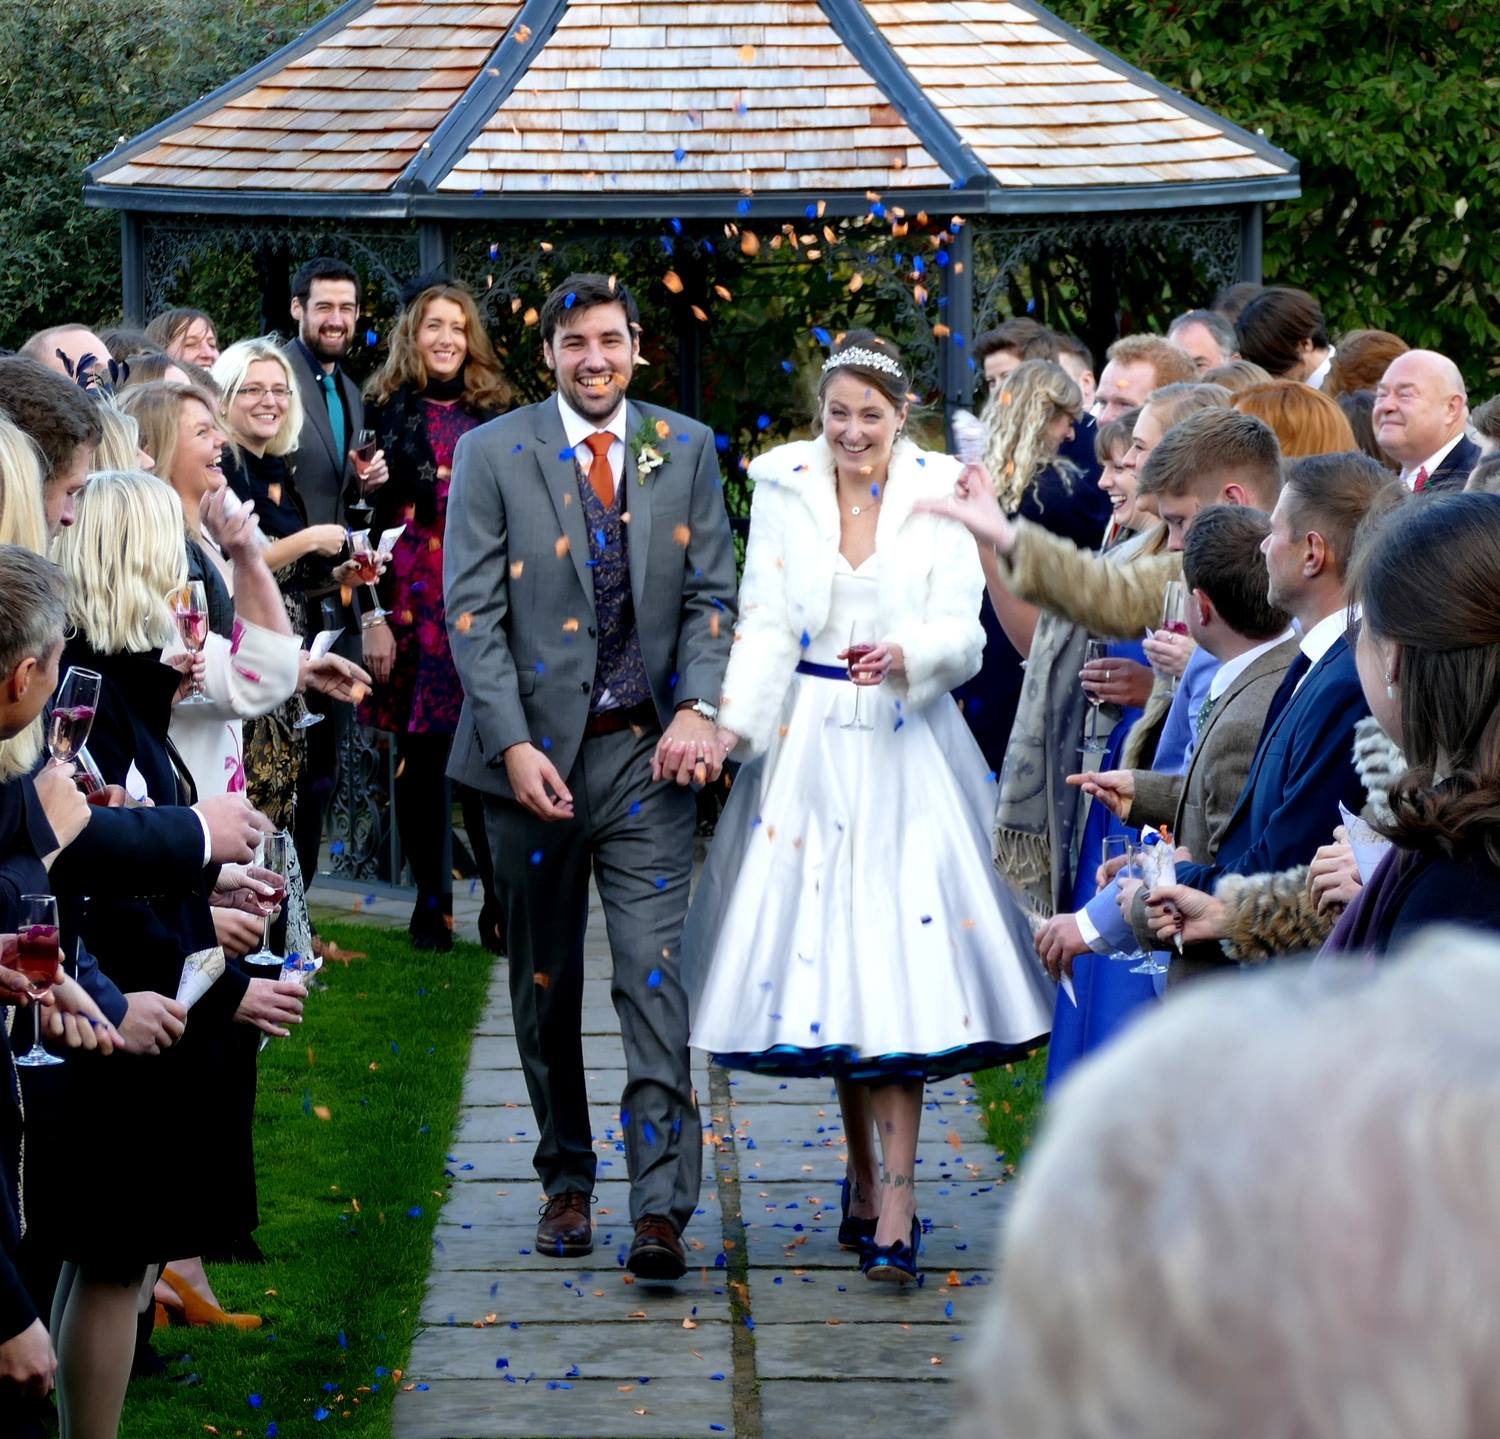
1067,767,1136,822
911,464,1018,553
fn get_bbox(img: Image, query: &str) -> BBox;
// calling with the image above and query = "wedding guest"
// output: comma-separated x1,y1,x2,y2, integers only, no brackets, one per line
1233,285,1334,386
1324,327,1407,397
1092,334,1196,421
1051,332,1096,411
688,332,1051,1285
0,421,49,557
1138,454,1405,942
1371,349,1479,491
115,351,190,392
18,326,112,391
1200,358,1271,392
1167,309,1237,371
1229,378,1356,456
90,403,154,473
1210,279,1261,323
954,360,1109,768
977,938,1500,1439
213,339,348,854
51,471,299,1436
974,317,1057,391
1470,393,1500,457
1066,506,1297,986
360,280,509,952
0,357,103,533
144,308,220,369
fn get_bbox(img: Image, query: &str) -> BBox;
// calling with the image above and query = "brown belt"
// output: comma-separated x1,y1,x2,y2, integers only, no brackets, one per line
582,701,658,740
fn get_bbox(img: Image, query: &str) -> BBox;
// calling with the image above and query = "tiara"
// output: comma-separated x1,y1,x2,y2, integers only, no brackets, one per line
821,346,904,380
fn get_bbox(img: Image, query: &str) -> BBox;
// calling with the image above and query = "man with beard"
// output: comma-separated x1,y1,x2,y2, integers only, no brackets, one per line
283,256,385,524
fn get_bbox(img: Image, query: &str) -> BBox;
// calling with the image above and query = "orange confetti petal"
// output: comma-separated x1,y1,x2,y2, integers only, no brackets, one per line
672,524,692,546
313,1105,331,1120
690,305,708,322
562,617,580,633
534,973,551,989
513,22,531,41
713,284,732,302
655,418,672,439
739,43,757,61
662,271,684,294
523,307,539,326
555,535,571,558
455,611,475,634
740,230,760,257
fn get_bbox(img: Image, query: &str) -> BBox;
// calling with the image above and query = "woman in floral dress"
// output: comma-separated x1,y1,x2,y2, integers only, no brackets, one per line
361,282,511,949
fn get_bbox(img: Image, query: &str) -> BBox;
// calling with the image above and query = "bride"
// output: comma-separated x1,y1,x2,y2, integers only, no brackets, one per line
686,331,1053,1285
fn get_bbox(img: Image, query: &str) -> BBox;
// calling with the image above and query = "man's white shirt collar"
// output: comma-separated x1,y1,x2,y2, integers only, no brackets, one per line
557,392,627,451
1400,430,1464,489
1208,628,1296,702
1306,344,1336,391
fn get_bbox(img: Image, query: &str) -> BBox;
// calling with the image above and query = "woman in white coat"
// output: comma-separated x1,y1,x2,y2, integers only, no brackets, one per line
685,333,1052,1285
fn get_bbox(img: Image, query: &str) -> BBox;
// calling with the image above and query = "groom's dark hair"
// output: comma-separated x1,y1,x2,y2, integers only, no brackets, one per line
540,273,640,345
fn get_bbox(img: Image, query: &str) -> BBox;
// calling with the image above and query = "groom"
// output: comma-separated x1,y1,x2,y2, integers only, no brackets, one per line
444,274,736,1278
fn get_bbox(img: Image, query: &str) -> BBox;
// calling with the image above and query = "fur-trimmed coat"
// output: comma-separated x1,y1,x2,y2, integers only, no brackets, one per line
1215,717,1406,961
718,437,984,757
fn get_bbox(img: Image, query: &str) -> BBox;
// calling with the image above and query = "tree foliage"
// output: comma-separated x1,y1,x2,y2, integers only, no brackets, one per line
1050,0,1500,386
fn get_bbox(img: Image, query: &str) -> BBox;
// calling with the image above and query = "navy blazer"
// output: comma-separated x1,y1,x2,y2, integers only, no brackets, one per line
1421,434,1481,494
1176,633,1370,892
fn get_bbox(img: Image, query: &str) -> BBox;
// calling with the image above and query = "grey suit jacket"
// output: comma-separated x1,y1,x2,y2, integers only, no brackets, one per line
282,339,365,527
443,394,737,800
1129,635,1299,983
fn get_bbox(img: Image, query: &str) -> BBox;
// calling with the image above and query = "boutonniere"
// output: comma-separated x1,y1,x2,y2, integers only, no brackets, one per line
632,416,672,483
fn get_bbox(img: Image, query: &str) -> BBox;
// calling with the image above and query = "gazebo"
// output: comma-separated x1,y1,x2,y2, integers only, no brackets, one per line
87,0,1298,420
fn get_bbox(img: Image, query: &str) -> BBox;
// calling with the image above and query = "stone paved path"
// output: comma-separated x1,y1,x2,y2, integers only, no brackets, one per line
314,877,1013,1439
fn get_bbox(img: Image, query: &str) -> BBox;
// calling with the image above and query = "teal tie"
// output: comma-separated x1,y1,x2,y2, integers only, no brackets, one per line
320,371,346,463
1195,693,1217,740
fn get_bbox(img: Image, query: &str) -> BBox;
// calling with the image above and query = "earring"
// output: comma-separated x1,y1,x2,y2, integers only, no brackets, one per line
894,424,906,441
1385,672,1397,699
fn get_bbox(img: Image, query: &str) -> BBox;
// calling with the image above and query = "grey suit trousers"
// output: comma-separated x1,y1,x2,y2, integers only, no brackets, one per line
484,724,701,1234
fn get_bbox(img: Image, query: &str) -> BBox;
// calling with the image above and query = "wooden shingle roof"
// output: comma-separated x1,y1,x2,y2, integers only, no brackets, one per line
87,0,1297,217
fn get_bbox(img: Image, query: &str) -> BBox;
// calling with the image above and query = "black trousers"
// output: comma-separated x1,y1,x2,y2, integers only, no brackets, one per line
393,731,496,928
292,688,338,888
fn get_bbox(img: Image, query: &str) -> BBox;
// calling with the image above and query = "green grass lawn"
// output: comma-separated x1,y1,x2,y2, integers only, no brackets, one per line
972,1047,1049,1168
123,920,493,1439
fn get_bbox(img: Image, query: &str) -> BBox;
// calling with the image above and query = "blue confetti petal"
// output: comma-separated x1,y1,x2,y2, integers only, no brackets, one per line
812,326,832,346
564,291,577,308
647,968,663,988
248,1394,263,1409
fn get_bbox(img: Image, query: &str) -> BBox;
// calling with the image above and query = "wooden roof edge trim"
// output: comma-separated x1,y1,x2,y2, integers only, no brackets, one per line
816,0,986,186
997,0,1297,174
85,0,380,181
399,0,568,193
83,170,1300,221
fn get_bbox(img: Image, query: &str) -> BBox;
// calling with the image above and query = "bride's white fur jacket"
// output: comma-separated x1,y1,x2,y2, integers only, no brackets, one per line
719,436,985,756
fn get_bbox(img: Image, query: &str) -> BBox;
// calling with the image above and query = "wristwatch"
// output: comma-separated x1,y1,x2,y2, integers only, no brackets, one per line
681,698,719,723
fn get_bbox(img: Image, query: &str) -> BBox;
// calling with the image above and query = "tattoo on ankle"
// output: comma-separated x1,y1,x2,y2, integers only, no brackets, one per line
851,1180,869,1203
881,1172,915,1190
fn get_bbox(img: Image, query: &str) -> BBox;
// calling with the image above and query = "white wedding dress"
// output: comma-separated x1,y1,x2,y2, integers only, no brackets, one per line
684,555,1054,1080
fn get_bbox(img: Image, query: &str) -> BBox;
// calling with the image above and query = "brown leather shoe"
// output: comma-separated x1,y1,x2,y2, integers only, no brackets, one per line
536,1192,592,1257
626,1215,686,1280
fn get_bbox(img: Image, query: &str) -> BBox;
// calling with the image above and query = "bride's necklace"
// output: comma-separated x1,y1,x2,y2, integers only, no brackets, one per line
842,476,886,518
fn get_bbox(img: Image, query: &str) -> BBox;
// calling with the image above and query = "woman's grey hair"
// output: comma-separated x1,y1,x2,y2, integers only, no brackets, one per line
971,934,1500,1439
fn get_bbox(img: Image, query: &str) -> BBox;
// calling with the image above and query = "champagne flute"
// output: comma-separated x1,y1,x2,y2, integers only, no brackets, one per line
171,581,211,706
242,833,291,967
1134,839,1175,976
1099,836,1147,966
48,667,101,763
348,528,387,630
347,429,377,525
841,618,878,732
1079,639,1109,756
1159,580,1189,695
13,894,64,1068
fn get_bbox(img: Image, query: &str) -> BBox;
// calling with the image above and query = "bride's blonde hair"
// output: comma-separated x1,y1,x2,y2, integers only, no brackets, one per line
983,360,1083,514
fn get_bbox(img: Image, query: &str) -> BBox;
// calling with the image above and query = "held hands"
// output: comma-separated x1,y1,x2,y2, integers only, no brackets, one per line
503,742,574,822
300,651,373,703
1080,657,1154,709
35,759,91,851
362,621,395,684
201,486,260,562
836,642,906,688
911,464,1018,554
1143,627,1195,679
234,977,305,1038
1308,828,1362,912
651,710,726,786
1068,768,1136,823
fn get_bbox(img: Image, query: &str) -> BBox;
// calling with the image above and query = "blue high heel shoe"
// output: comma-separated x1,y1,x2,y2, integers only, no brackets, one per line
838,1178,878,1253
860,1215,921,1285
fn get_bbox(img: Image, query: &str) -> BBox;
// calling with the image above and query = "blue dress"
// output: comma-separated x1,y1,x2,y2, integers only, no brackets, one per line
1044,635,1159,1089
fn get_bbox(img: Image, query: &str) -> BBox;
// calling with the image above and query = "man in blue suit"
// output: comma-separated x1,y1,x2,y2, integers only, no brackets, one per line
1169,452,1406,896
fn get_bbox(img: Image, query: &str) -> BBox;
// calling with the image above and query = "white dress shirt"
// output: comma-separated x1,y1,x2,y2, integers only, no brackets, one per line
1291,608,1353,695
557,392,627,491
1306,345,1336,390
1400,431,1465,491
1207,628,1297,703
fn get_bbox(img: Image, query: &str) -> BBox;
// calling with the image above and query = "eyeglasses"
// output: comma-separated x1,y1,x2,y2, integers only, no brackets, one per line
239,385,292,402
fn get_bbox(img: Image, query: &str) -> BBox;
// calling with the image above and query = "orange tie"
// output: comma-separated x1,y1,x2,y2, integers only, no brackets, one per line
583,431,614,509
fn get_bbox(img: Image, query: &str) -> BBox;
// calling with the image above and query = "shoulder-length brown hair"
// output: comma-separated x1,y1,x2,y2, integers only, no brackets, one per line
1350,492,1500,867
363,283,512,412
1231,380,1356,458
